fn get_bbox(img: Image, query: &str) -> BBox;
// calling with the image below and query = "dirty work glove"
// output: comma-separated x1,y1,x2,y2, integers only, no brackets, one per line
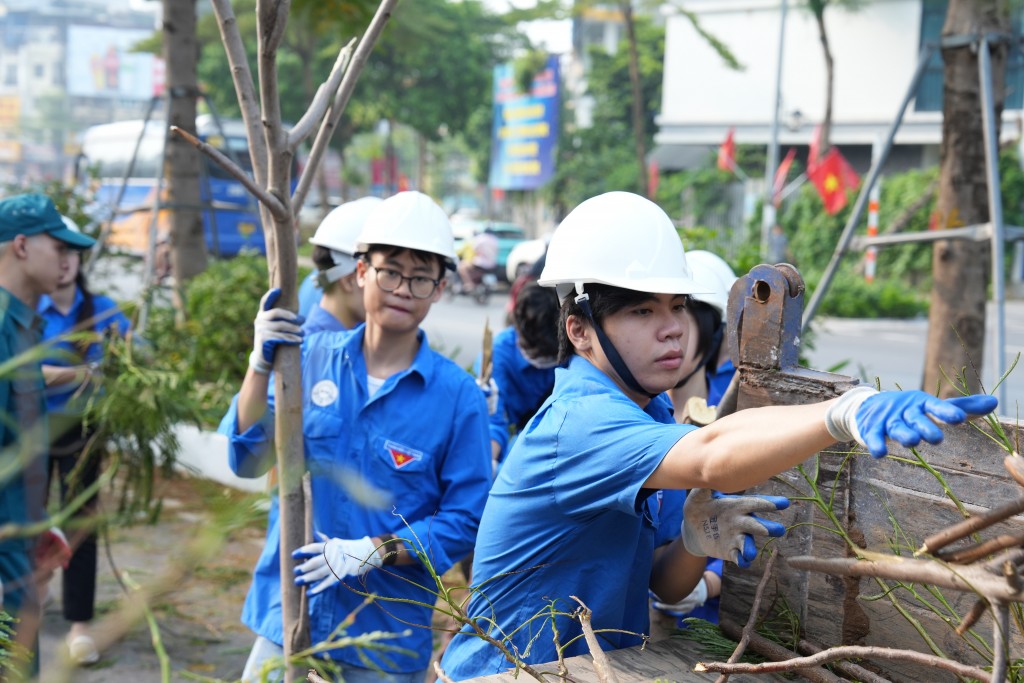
292,533,382,596
249,288,304,375
652,578,708,616
826,386,998,458
477,377,499,416
682,489,789,568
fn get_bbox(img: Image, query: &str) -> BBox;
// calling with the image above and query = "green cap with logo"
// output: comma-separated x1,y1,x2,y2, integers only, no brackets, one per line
0,193,96,249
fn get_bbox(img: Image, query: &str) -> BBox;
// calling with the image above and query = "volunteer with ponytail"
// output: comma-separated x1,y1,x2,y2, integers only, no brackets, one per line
438,191,997,680
221,191,492,683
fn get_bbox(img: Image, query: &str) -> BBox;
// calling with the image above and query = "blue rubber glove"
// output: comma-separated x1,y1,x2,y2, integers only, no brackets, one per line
826,386,998,458
249,288,304,374
681,489,790,568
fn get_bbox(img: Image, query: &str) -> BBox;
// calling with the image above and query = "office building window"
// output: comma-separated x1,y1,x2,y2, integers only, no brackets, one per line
917,0,1024,111
4,64,15,86
34,63,44,79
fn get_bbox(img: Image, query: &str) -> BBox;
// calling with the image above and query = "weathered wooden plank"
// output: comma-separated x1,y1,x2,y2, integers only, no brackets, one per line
719,264,1023,682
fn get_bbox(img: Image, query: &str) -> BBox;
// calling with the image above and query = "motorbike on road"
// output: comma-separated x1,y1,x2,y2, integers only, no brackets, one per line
448,267,499,305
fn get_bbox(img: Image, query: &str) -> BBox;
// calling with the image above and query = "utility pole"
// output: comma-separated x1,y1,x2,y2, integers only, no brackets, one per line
761,0,788,259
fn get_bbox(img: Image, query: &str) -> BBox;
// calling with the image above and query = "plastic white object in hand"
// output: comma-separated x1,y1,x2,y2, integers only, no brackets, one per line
478,377,499,416
292,534,382,596
652,577,708,616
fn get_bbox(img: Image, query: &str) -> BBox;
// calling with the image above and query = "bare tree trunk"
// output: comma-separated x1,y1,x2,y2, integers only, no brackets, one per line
620,1,648,197
812,7,834,154
922,0,1007,396
163,0,208,285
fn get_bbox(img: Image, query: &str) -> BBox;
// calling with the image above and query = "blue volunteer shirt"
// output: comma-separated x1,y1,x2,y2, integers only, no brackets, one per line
476,327,556,461
220,325,492,673
37,289,131,414
301,302,346,334
706,358,736,408
439,356,696,680
297,270,320,318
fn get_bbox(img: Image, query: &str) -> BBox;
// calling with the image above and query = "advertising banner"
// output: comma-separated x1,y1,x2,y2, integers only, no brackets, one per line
488,55,560,190
66,25,164,100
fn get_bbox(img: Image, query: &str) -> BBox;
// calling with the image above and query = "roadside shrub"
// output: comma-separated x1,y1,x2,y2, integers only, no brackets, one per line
145,254,271,425
807,270,928,319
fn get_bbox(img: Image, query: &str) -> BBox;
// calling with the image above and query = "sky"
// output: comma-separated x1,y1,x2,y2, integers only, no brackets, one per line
481,0,573,54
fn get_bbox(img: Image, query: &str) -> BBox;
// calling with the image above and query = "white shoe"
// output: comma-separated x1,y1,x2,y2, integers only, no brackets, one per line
67,634,100,665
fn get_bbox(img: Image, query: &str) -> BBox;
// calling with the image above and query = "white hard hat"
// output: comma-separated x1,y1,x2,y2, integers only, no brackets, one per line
685,250,738,317
310,197,382,283
538,191,711,301
310,197,382,254
355,191,457,271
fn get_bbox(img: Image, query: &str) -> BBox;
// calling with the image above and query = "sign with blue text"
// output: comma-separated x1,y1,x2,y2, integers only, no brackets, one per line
489,55,560,190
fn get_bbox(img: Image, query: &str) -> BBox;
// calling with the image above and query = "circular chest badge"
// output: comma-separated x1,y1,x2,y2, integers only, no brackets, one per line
310,379,339,407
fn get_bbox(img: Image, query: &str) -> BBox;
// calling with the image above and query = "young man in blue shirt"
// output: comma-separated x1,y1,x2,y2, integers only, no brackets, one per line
220,191,492,683
438,191,998,680
0,193,93,674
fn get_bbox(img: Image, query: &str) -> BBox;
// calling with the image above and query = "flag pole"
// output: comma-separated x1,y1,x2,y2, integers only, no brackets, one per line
761,0,788,260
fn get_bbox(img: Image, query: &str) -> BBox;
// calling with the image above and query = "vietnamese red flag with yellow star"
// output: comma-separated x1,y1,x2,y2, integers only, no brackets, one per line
808,147,859,214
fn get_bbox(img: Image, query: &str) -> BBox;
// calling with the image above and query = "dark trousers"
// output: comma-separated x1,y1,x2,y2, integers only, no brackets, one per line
47,422,100,623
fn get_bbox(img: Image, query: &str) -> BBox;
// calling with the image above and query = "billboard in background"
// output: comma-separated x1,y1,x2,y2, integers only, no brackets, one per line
66,25,164,100
488,55,560,190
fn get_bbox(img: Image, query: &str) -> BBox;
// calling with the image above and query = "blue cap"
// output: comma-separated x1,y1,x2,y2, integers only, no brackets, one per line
0,194,96,249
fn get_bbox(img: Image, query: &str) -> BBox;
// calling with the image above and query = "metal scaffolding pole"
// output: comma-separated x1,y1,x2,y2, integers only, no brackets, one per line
801,42,935,332
978,35,1008,409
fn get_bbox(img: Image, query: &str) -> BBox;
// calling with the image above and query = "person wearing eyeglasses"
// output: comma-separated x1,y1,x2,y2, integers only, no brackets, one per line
219,191,492,683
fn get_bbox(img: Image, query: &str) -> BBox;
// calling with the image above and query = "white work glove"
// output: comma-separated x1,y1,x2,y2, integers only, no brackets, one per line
291,533,382,596
249,288,304,375
478,377,499,416
682,489,789,568
652,578,708,616
825,386,999,458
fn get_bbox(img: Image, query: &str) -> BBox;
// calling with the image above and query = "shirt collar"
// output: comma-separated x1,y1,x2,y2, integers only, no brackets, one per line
0,286,40,331
561,355,670,419
37,287,83,317
342,323,435,384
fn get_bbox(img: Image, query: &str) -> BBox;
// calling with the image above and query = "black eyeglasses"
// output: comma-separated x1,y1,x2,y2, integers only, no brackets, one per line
368,265,440,299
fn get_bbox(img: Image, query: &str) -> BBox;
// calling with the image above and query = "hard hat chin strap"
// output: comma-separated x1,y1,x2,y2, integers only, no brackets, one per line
574,291,660,400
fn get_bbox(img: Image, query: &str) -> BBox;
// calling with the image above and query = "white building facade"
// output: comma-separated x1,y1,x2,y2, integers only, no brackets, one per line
655,0,1023,172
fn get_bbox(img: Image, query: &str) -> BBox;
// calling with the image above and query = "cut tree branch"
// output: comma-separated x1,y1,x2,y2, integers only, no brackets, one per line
715,550,777,683
918,496,1024,555
697,642,991,682
169,126,288,221
293,0,400,213
786,555,1024,601
715,620,845,683
287,39,356,149
209,0,268,185
571,596,619,683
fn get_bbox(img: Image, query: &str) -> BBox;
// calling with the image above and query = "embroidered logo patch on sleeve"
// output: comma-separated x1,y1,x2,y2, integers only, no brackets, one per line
385,440,422,469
